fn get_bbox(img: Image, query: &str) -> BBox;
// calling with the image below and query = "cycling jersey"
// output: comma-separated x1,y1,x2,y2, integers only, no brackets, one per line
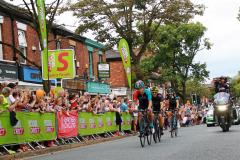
133,89,152,110
152,94,163,112
166,94,177,110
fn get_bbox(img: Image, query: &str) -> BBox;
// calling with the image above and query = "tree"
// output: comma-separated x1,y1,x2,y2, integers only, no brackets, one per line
61,0,204,78
186,80,212,100
231,72,240,99
3,0,62,93
140,22,211,102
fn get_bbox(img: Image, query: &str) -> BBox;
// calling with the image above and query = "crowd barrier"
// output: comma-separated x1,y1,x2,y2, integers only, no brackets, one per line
0,111,132,145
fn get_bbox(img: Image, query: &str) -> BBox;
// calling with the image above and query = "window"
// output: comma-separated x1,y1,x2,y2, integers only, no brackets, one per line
69,45,77,75
69,45,76,60
0,24,3,60
99,55,103,63
56,41,61,49
19,46,26,64
89,51,94,78
18,30,27,63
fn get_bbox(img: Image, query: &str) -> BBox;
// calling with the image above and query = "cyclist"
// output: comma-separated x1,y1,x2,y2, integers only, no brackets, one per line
133,80,154,133
165,88,179,131
151,86,164,135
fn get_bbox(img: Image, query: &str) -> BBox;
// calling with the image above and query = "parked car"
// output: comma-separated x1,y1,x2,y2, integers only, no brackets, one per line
232,105,240,125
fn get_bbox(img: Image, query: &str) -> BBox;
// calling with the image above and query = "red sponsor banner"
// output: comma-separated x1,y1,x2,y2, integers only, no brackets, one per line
57,111,78,138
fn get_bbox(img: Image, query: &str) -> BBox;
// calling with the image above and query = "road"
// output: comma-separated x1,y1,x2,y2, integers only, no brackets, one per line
26,125,240,160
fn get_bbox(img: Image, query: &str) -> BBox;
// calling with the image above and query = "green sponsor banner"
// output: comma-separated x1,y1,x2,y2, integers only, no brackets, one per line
39,113,57,141
0,112,25,145
42,50,76,80
78,113,106,136
104,112,118,132
36,0,48,79
79,112,119,136
118,39,131,89
0,111,130,145
121,112,132,131
0,112,56,145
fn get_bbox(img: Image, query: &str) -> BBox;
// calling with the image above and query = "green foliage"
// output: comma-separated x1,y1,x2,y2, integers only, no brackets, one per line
231,73,240,98
186,80,212,99
61,0,204,65
140,22,211,101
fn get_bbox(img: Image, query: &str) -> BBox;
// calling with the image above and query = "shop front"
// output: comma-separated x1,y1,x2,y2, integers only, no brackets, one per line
0,62,18,82
62,78,86,95
19,65,56,90
86,81,110,95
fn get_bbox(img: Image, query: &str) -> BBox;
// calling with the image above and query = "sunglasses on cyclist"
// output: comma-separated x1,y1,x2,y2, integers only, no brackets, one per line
152,92,157,94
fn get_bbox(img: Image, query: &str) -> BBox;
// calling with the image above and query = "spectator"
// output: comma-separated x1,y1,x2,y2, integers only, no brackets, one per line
69,94,78,111
0,87,11,112
120,98,129,113
1,87,18,112
7,83,17,105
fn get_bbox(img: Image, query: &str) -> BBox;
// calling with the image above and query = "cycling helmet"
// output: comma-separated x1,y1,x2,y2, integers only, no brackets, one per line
151,86,158,93
135,80,145,89
167,88,175,94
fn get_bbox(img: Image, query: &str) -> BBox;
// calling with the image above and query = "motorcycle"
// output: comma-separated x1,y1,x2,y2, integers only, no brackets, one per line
214,92,232,132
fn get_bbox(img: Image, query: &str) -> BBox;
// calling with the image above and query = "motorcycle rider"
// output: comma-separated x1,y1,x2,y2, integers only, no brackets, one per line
216,77,229,93
214,76,233,124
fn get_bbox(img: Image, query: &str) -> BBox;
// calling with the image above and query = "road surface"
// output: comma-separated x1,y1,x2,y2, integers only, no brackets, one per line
26,125,240,160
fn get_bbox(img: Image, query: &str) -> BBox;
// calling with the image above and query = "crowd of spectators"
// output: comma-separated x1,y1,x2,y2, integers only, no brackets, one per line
0,82,132,115
0,82,133,153
177,101,206,127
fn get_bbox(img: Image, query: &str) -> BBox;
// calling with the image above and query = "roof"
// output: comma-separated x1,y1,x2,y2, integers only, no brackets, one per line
52,24,86,42
0,0,31,22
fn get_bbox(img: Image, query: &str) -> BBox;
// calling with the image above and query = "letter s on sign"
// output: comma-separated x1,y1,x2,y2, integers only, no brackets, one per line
57,52,68,71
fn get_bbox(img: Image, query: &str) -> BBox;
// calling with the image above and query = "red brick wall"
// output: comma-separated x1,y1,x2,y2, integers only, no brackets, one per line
109,60,128,88
25,25,41,66
76,42,89,76
2,16,15,61
1,15,105,80
48,33,56,50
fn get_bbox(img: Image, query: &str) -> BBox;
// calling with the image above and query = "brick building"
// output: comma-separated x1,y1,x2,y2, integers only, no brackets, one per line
106,50,130,97
0,1,110,95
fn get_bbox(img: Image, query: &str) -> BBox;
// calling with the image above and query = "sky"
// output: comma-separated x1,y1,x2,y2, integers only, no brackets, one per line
192,0,240,80
8,0,240,80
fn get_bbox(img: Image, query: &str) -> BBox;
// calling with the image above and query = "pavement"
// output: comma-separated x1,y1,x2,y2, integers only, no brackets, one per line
24,125,240,160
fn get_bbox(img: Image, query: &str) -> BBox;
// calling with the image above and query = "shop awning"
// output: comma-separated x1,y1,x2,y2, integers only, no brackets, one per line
18,81,43,87
18,81,43,90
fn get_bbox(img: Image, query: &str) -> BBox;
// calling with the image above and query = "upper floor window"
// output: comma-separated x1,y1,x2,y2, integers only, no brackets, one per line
56,41,61,49
18,30,27,64
69,45,76,60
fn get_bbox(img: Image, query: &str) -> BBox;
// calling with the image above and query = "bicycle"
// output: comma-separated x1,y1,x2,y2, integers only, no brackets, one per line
153,111,162,143
138,109,153,147
169,109,178,138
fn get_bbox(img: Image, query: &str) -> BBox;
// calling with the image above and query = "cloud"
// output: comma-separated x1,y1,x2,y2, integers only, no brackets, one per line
193,0,240,79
